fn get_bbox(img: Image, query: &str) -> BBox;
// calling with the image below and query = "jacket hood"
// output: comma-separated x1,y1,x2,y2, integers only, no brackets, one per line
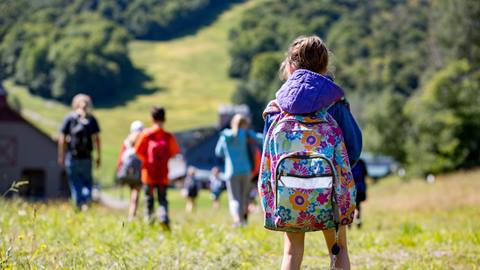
276,69,344,114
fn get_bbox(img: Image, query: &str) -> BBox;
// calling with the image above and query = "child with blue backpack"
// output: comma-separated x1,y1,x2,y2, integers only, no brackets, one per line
259,36,362,270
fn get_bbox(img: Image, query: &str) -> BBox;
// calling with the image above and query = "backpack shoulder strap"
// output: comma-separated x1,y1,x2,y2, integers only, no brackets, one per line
69,113,79,127
326,96,348,111
262,99,282,120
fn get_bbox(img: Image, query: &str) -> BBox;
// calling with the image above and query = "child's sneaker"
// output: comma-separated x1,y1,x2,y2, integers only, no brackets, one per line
160,222,171,231
232,222,241,228
144,215,155,225
355,218,362,229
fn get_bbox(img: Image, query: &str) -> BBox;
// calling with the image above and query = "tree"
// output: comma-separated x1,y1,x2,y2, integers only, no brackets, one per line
1,0,239,101
363,90,409,164
431,0,480,68
405,60,480,174
232,52,282,130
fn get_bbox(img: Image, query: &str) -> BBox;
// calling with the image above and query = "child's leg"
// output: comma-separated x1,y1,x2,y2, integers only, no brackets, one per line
281,232,305,270
192,196,197,212
356,202,362,228
212,198,220,209
211,191,220,209
186,197,194,212
65,163,82,209
128,186,140,220
322,226,350,270
81,159,93,204
226,176,242,224
143,184,154,223
239,174,251,224
156,184,169,226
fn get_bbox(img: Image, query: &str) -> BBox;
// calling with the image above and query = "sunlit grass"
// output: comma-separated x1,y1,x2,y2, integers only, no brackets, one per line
1,169,479,269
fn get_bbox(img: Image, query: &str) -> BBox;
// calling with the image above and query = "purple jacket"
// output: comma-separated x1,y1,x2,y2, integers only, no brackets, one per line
263,69,362,166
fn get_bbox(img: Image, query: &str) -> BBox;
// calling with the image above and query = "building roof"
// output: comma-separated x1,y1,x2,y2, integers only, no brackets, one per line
0,83,57,145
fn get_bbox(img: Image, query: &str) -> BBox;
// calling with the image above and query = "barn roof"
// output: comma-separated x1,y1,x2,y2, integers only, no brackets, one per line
0,83,58,146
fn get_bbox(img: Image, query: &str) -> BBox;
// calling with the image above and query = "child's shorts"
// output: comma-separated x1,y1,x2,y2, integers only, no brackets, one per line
211,188,222,201
187,185,199,198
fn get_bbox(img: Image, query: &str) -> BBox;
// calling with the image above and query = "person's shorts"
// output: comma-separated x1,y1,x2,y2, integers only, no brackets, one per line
186,185,199,198
356,190,366,205
210,181,226,201
118,177,142,189
211,187,222,201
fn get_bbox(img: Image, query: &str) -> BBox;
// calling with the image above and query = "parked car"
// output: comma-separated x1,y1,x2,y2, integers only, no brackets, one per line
361,152,400,181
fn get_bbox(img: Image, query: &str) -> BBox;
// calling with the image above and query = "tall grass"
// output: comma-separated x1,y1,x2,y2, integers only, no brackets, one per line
1,169,480,269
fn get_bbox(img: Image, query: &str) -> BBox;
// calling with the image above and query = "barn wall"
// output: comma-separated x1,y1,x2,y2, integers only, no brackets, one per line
0,122,66,198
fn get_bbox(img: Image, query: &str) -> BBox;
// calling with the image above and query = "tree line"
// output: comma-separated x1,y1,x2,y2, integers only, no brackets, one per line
228,0,480,176
0,0,238,102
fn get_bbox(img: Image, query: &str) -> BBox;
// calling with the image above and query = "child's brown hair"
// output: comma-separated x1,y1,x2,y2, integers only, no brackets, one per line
280,35,329,80
151,106,166,122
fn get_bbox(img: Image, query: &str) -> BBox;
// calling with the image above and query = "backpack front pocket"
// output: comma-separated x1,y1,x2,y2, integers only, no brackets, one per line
273,153,337,232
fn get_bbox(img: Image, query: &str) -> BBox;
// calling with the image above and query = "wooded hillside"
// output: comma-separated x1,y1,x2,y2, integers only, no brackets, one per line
0,0,239,101
228,0,480,175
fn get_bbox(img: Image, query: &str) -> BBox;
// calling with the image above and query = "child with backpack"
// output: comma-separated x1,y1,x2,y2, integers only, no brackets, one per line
215,114,263,227
209,166,225,209
259,36,362,270
182,166,200,213
58,94,101,211
116,120,144,221
135,106,180,229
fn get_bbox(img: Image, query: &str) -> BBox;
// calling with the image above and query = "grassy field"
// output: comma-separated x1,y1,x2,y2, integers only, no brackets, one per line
4,0,259,185
1,169,479,269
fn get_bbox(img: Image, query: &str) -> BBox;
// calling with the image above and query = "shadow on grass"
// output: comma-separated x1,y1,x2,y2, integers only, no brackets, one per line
7,1,246,108
9,64,163,109
94,67,163,109
138,0,245,41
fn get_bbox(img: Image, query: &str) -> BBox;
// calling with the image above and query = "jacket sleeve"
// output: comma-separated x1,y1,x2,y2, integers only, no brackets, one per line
328,102,363,166
215,133,225,158
134,131,148,162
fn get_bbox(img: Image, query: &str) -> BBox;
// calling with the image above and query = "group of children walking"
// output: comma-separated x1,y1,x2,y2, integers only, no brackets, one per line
60,34,365,270
180,165,225,213
117,111,263,227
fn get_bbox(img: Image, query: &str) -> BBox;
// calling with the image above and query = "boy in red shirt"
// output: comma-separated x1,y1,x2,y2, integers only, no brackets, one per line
135,106,180,228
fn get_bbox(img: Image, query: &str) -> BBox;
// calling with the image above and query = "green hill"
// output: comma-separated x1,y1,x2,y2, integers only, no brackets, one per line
4,1,257,184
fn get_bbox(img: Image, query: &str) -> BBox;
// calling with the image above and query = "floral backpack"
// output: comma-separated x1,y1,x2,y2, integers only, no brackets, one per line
258,107,356,235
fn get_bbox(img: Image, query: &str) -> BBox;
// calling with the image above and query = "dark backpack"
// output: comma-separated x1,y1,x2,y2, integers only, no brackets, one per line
117,146,142,185
69,116,92,158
